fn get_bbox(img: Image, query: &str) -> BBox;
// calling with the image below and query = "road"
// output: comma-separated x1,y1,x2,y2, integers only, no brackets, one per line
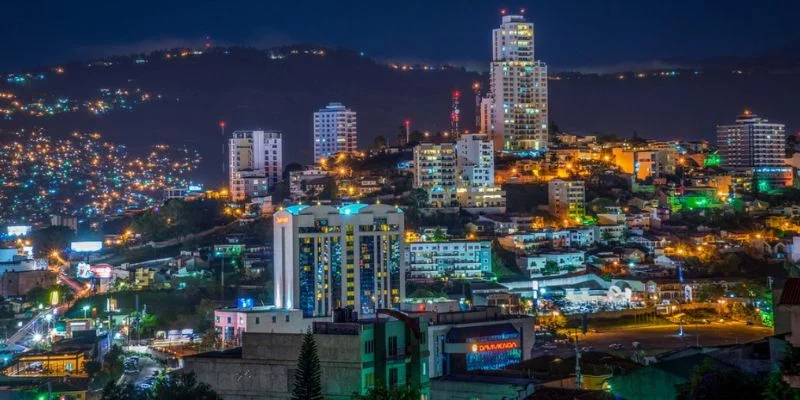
119,356,161,388
6,270,90,346
535,322,773,358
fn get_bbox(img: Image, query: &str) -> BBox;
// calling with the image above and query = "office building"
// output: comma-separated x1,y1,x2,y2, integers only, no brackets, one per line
228,130,283,201
484,14,549,153
413,143,457,207
314,102,358,162
717,111,789,189
273,204,405,318
548,179,585,222
186,314,430,399
405,240,491,280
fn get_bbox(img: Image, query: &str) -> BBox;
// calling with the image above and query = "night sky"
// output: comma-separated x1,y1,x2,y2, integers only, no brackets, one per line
2,0,798,72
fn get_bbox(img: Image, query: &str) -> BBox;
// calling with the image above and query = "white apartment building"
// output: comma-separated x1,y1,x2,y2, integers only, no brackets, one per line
313,102,357,162
717,111,789,188
412,143,457,207
519,251,586,277
229,130,283,201
405,240,491,280
273,204,405,318
548,179,585,221
484,14,549,153
456,134,495,186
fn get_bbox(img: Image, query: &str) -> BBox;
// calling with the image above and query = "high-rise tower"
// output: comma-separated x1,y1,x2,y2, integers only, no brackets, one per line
313,102,358,162
483,13,549,154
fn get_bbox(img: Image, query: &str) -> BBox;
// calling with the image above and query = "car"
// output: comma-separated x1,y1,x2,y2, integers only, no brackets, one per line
581,346,594,352
542,343,558,350
609,343,623,350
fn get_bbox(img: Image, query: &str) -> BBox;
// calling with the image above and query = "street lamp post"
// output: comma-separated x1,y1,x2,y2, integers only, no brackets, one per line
82,305,90,319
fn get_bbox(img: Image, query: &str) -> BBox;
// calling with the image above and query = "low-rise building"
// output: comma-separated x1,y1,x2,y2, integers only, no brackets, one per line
518,251,586,277
405,240,491,280
186,313,430,400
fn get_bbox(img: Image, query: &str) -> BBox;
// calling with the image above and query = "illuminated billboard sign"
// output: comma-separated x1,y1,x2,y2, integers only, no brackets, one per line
470,340,519,353
7,226,31,236
70,241,103,252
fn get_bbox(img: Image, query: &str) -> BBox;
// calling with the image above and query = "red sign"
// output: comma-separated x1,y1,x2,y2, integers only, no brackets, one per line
471,340,519,353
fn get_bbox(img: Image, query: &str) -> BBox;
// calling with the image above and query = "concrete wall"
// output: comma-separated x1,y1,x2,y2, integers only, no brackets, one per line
0,270,55,297
430,378,534,400
185,332,364,400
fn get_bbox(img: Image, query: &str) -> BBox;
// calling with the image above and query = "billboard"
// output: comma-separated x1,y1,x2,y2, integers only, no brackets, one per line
70,241,103,252
7,226,31,236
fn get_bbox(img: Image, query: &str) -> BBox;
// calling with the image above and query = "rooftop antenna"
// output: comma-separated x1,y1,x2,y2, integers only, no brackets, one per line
404,119,411,144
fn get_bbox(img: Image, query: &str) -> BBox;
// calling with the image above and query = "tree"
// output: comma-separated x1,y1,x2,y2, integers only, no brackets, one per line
675,358,762,400
763,369,799,400
84,360,101,376
543,261,561,276
101,381,140,400
695,283,726,302
32,226,75,257
292,330,323,400
373,135,387,150
430,227,447,242
152,371,221,400
283,162,304,180
103,344,124,377
199,328,221,351
352,384,421,400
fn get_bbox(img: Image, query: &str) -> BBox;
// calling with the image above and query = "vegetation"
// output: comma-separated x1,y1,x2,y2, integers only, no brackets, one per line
352,384,421,400
292,330,324,400
130,199,228,242
31,225,75,257
675,358,763,400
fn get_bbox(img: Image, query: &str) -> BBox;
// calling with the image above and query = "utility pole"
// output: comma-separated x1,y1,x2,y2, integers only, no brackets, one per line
574,329,582,390
218,252,226,302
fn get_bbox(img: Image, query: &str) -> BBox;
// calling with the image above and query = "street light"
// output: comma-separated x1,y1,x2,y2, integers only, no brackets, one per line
82,305,90,319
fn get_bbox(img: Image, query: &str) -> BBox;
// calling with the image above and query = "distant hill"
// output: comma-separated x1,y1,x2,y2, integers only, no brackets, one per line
1,44,799,185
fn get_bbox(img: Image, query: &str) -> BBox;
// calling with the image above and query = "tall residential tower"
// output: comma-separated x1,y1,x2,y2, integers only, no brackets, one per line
483,14,549,154
313,102,358,162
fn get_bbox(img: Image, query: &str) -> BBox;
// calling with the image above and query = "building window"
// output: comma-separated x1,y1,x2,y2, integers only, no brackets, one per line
365,372,375,388
272,316,277,323
389,368,398,387
215,316,220,323
255,317,260,324
388,336,398,357
286,315,290,322
365,339,374,354
226,317,231,324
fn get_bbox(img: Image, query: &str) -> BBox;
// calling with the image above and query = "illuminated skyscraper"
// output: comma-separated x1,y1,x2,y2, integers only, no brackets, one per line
228,130,283,201
273,204,405,318
313,102,358,162
484,14,549,153
717,111,789,189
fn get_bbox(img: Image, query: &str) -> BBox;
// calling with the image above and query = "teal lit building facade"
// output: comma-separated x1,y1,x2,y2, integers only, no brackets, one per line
273,204,406,317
